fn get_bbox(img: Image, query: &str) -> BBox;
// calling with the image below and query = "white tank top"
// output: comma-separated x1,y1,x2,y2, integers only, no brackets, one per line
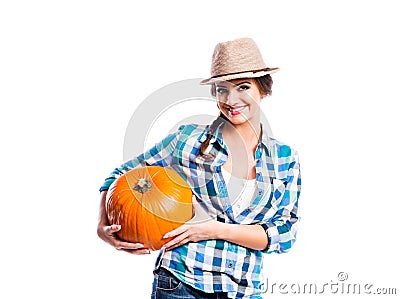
221,166,257,217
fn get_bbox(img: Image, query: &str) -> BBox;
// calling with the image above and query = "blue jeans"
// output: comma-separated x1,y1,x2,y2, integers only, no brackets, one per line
151,268,228,299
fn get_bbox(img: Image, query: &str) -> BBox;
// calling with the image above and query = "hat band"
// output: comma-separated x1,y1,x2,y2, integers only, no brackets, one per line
211,68,274,79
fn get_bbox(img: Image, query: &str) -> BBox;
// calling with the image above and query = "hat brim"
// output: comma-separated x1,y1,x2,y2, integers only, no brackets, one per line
200,68,279,85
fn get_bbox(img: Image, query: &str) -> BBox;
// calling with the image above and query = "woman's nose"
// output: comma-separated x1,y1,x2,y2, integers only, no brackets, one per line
225,89,240,105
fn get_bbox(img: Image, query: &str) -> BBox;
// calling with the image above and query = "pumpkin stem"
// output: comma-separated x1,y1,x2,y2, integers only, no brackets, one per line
133,178,152,194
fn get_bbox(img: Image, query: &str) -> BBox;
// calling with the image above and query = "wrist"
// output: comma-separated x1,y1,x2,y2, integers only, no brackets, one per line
214,221,230,240
98,219,108,227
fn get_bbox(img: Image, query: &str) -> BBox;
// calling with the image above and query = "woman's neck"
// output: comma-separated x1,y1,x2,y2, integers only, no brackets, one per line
223,120,261,149
221,120,261,180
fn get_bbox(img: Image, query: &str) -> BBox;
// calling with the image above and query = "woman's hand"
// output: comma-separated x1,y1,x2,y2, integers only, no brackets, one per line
162,219,222,251
162,219,269,251
97,223,150,254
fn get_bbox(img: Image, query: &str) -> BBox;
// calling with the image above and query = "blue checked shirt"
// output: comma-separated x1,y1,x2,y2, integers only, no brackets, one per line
99,123,301,298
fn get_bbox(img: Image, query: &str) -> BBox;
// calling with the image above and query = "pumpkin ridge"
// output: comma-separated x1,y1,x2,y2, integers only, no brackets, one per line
141,198,154,249
120,185,138,242
123,172,142,241
151,212,163,249
133,192,144,245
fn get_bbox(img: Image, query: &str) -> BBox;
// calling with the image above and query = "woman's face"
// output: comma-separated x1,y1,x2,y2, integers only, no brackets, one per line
215,78,265,126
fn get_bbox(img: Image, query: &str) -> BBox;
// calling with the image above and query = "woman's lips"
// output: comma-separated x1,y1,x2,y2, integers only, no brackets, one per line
225,105,247,116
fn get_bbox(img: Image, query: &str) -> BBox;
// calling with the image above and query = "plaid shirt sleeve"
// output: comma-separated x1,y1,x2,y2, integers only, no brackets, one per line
261,148,301,254
99,125,184,192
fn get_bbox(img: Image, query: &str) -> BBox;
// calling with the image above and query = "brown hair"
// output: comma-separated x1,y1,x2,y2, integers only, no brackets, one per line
199,74,273,158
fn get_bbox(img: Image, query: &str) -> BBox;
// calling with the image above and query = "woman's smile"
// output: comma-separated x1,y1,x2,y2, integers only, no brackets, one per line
224,104,248,116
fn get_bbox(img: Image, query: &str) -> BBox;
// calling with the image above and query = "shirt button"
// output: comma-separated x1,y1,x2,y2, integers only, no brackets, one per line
228,262,233,268
258,190,263,195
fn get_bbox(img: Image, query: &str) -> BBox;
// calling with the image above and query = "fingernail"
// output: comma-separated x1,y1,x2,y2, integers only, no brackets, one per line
163,234,169,239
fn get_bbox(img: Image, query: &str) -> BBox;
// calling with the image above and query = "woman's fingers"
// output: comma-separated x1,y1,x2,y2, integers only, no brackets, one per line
119,248,151,255
163,225,187,239
163,227,191,250
114,240,145,250
105,224,121,235
162,220,220,250
100,224,148,253
163,237,188,251
114,239,149,254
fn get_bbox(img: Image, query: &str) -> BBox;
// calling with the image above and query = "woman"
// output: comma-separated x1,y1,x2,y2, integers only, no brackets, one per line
97,37,301,298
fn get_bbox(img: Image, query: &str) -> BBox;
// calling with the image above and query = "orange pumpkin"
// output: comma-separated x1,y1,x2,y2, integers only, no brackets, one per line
105,166,193,250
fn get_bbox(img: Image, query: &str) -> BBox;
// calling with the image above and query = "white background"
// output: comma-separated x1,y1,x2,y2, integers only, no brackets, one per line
1,0,399,298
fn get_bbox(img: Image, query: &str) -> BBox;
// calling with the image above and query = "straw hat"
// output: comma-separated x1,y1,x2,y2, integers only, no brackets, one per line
200,37,279,85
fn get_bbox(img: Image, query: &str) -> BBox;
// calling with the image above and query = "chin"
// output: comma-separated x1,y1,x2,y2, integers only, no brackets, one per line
227,115,248,125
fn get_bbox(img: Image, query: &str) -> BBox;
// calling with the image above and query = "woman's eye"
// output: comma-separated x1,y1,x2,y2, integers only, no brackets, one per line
216,88,228,94
238,85,250,91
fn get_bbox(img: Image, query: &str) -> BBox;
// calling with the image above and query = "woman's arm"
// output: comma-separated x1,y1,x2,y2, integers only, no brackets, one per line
97,126,186,253
162,220,268,251
260,149,301,254
218,222,268,250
